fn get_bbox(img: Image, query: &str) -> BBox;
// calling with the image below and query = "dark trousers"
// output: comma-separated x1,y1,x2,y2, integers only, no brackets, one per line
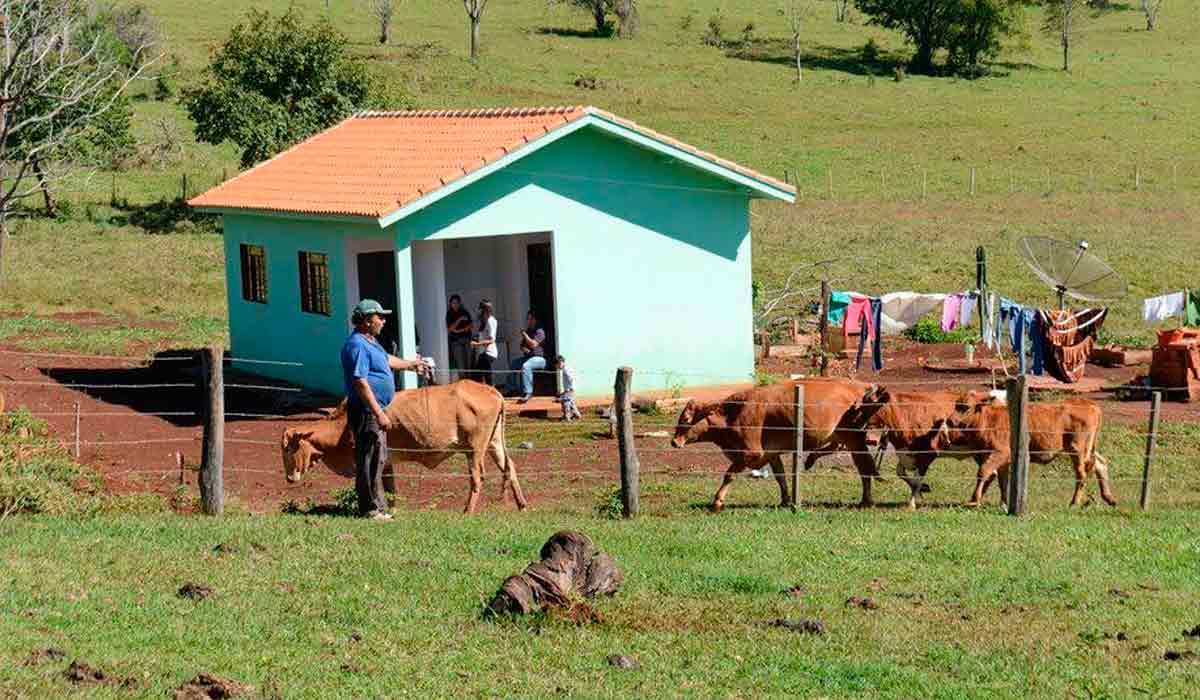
448,338,471,382
349,404,389,515
471,353,495,386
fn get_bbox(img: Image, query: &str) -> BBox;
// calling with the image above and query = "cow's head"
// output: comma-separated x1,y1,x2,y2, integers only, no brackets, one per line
932,391,995,451
281,427,319,483
862,386,893,429
671,399,722,448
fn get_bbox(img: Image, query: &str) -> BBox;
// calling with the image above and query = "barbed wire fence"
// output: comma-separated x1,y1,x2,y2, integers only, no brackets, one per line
4,348,1200,516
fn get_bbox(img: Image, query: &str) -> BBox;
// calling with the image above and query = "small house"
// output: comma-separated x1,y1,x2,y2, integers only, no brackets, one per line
189,106,795,397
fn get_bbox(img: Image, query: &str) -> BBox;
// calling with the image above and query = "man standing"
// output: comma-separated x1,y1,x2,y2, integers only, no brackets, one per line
341,299,428,521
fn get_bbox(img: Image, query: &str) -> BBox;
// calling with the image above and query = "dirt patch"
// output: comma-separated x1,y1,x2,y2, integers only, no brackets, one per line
846,595,880,610
178,583,214,601
1164,650,1199,662
174,673,250,699
1184,625,1200,638
63,659,136,689
783,585,806,598
24,648,66,666
769,618,825,635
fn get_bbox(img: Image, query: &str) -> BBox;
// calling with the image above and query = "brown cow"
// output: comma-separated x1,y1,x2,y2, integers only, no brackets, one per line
281,381,527,514
865,389,982,510
671,378,881,511
935,394,1116,507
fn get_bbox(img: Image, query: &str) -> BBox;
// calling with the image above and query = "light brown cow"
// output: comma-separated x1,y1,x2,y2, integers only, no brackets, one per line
935,394,1116,507
671,378,880,511
865,389,981,510
281,381,527,514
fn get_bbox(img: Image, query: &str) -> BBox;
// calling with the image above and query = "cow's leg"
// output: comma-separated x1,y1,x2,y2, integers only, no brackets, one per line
713,457,757,513
768,455,790,507
1069,453,1089,507
464,449,485,515
895,453,928,510
1092,453,1117,506
843,435,878,508
490,440,528,511
970,454,1008,507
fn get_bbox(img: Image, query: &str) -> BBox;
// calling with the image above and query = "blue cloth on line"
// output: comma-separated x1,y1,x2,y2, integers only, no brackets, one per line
855,298,885,373
828,291,852,325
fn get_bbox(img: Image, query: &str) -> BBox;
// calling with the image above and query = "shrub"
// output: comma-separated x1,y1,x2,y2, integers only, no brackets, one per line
902,317,979,344
861,37,880,64
702,13,725,47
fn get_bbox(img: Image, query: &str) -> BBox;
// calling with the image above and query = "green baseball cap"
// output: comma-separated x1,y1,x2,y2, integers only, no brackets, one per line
352,299,392,318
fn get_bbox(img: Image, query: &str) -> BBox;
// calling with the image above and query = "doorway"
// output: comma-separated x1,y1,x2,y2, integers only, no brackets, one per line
526,242,557,395
356,251,400,355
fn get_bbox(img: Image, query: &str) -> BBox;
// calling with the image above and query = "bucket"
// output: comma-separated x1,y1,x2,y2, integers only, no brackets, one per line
1158,328,1187,347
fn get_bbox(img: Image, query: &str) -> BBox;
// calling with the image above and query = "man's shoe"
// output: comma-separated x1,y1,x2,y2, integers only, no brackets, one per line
364,510,393,521
516,395,532,404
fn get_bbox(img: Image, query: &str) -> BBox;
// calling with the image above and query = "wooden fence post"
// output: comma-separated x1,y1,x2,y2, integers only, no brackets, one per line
1140,391,1162,511
818,279,830,377
181,173,188,201
200,347,225,516
922,169,928,199
73,401,81,459
614,367,639,518
791,383,805,510
970,167,976,196
1006,376,1029,516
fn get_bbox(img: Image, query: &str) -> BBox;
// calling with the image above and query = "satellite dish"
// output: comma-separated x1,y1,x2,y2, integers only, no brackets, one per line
1017,236,1127,309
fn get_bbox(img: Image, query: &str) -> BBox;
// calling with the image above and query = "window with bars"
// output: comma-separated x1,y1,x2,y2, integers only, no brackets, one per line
298,251,331,316
239,244,268,303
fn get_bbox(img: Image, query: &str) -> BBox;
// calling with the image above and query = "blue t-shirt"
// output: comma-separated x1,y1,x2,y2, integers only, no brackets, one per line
341,332,395,410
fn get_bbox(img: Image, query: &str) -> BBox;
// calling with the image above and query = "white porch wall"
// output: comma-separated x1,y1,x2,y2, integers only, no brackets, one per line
411,240,448,378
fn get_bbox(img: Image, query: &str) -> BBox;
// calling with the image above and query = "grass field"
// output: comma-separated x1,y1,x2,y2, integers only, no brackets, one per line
3,505,1200,698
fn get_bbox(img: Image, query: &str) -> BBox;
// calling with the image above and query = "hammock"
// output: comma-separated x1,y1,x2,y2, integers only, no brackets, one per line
1039,308,1108,384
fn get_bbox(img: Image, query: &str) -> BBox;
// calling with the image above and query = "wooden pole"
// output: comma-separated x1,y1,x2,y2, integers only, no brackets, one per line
199,347,225,516
761,329,771,359
827,165,833,199
614,367,639,518
1135,165,1141,191
970,167,976,196
976,246,987,337
176,451,184,487
1006,375,1029,516
818,279,830,377
73,401,80,459
791,383,805,510
181,173,188,201
922,169,928,199
1140,391,1162,511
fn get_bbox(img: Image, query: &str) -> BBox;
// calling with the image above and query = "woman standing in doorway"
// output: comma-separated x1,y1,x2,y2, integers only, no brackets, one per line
470,299,498,385
445,295,473,382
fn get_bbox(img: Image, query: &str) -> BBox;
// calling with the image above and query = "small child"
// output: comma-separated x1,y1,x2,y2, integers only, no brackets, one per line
555,355,582,421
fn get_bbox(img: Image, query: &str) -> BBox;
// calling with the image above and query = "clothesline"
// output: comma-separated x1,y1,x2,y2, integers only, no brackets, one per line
1142,289,1200,326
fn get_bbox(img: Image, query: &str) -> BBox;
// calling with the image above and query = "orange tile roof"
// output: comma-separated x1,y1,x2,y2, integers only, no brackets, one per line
188,106,794,219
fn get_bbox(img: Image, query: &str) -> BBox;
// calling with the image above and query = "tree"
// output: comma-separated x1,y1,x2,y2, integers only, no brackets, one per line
946,0,1024,76
854,0,961,74
460,0,488,61
834,0,851,22
782,2,807,83
615,0,638,38
186,9,377,167
367,0,396,44
556,0,642,38
1140,0,1163,31
0,0,153,278
854,0,1022,75
1043,0,1088,72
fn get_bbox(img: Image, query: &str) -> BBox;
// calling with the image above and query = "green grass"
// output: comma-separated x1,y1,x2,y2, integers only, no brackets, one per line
2,504,1199,698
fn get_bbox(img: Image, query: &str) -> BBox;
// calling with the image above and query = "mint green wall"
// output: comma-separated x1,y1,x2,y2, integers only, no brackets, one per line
394,127,755,397
223,215,372,395
222,125,758,398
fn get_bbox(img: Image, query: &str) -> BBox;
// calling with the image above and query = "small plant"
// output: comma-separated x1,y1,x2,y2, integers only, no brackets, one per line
331,487,359,515
679,9,696,31
740,21,755,44
593,485,624,518
702,13,724,47
754,370,781,387
903,317,978,345
662,370,686,399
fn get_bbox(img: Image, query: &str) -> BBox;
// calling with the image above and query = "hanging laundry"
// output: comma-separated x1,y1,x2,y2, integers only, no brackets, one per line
984,292,999,350
1040,308,1107,383
1187,289,1200,326
998,298,1029,373
878,292,947,335
1027,310,1045,377
855,298,885,373
844,295,875,341
941,293,964,332
1143,292,1185,324
827,291,853,325
959,292,978,327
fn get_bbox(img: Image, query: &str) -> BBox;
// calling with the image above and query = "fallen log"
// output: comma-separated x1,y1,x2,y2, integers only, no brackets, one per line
486,531,623,616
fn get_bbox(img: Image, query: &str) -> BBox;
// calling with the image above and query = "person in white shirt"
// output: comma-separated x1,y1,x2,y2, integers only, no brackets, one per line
554,355,582,421
469,299,499,386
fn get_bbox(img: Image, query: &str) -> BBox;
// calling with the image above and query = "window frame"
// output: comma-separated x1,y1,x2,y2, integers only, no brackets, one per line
298,251,332,317
239,243,268,304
